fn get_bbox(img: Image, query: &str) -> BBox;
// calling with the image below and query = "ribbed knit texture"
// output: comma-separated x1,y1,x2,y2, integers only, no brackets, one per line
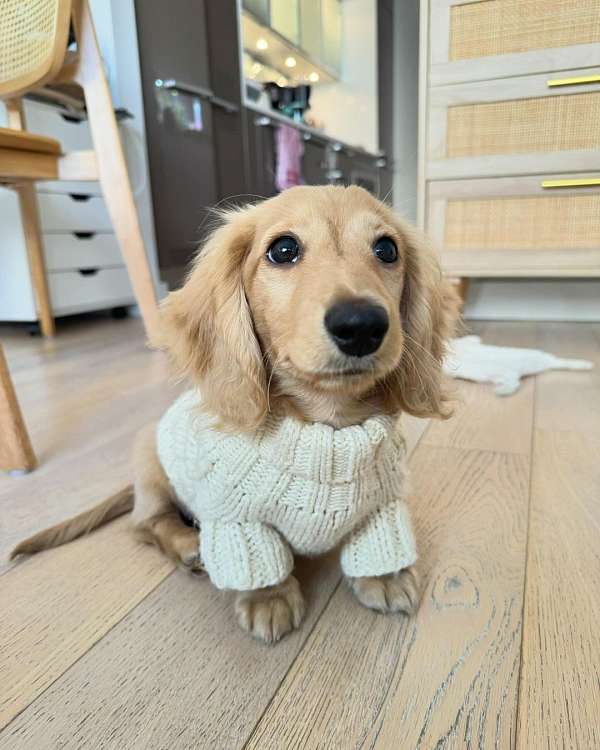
157,390,417,591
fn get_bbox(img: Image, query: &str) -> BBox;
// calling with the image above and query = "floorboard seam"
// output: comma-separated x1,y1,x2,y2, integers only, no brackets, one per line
513,333,539,749
0,566,177,737
240,576,343,749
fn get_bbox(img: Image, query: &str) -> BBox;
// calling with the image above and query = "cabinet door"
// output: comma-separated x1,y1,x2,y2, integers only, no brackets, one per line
428,69,600,180
135,0,219,285
430,0,600,86
427,174,600,277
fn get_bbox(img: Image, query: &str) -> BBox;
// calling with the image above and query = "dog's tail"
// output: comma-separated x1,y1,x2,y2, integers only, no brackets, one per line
9,486,134,559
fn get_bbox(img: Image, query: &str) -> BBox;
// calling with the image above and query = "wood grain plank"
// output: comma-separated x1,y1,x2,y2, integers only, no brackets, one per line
517,323,600,749
0,519,174,730
0,556,340,749
423,322,537,455
246,446,530,750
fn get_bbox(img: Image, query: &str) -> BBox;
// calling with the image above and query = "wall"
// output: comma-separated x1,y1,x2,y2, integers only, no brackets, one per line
309,0,378,153
464,280,600,321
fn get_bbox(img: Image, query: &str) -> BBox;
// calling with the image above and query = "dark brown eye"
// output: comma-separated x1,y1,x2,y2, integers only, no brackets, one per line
373,237,398,263
267,236,300,264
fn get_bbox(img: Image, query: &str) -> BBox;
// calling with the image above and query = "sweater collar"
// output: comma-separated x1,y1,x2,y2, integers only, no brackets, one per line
253,412,403,483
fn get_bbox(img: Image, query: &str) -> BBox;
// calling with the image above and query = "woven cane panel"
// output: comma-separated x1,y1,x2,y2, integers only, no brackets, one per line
449,0,600,61
445,195,600,250
446,92,600,157
0,0,60,86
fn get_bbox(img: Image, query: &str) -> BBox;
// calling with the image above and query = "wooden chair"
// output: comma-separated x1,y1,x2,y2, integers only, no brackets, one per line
0,0,159,338
0,0,159,472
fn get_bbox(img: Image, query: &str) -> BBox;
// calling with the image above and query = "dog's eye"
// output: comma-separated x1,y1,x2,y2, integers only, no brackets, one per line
373,237,398,264
267,236,300,265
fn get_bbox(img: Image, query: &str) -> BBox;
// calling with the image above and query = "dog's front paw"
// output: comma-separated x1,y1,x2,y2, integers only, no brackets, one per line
349,566,421,615
234,575,306,644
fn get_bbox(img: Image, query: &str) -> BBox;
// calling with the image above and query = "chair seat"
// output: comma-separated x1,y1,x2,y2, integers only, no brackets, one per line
0,127,62,155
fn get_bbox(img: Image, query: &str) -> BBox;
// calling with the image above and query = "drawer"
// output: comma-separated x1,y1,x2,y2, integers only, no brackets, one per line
427,174,600,277
428,69,600,180
44,233,122,271
48,267,134,315
23,100,93,151
37,193,112,232
430,0,600,85
37,181,102,197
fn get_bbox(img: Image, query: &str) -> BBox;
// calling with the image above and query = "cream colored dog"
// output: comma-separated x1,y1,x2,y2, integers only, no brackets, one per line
12,186,457,643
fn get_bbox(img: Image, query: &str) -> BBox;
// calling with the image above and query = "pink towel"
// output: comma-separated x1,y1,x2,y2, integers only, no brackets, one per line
275,124,304,191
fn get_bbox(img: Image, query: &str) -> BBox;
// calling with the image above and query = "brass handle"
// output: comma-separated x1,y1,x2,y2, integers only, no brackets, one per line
541,178,600,188
547,74,600,87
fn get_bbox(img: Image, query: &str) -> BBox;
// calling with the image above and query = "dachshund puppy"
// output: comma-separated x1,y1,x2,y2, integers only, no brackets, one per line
12,186,457,644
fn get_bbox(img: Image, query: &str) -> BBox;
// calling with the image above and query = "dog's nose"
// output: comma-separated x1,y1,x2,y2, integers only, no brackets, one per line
324,299,389,357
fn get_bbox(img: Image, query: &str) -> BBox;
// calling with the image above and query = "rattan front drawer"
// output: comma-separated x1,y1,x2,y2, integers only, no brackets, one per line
428,69,600,180
427,174,600,277
430,0,600,86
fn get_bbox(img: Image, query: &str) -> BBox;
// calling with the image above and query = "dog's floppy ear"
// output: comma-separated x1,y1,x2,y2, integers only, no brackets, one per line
152,207,267,430
381,220,459,418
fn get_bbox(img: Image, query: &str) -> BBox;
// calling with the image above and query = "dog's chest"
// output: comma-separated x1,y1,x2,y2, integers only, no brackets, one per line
157,390,407,555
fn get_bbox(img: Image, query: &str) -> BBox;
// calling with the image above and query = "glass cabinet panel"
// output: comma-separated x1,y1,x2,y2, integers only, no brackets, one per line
322,0,341,71
243,0,269,25
300,0,323,62
271,0,300,45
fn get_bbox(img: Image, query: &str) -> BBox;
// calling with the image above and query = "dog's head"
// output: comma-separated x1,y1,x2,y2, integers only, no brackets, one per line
154,186,457,429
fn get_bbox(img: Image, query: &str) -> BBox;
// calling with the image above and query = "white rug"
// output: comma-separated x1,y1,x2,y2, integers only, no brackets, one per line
443,335,594,396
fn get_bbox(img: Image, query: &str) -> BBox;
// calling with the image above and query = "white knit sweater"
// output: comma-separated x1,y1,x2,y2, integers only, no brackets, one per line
156,390,416,591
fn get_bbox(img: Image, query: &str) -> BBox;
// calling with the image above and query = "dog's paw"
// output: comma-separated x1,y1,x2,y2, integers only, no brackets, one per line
174,528,204,575
349,566,421,615
234,575,306,644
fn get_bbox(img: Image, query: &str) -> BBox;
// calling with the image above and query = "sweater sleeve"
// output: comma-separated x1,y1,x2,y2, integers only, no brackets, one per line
340,499,417,579
200,521,294,591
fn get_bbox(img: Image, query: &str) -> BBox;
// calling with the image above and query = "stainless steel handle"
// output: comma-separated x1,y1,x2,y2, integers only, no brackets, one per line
154,79,238,113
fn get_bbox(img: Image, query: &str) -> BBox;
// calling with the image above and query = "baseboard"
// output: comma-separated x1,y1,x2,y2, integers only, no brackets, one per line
463,279,600,322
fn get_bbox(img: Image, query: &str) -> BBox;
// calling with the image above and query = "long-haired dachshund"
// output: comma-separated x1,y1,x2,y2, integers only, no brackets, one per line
12,186,457,644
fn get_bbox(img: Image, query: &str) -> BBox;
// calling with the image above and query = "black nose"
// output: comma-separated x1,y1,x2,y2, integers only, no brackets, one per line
324,299,389,357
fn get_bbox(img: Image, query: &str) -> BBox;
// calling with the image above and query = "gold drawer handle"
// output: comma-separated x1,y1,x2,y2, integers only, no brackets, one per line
541,178,600,188
547,74,600,87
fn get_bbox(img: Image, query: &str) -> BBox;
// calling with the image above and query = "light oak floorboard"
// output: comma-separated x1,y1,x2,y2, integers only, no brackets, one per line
423,321,537,455
0,518,173,731
247,446,530,750
517,323,600,749
0,556,340,749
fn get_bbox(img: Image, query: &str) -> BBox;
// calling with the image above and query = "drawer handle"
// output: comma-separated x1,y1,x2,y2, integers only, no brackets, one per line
73,231,96,239
547,74,600,88
78,268,99,276
541,178,600,188
69,193,92,202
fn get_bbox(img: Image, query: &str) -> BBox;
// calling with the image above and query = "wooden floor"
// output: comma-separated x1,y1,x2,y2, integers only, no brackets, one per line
0,316,598,749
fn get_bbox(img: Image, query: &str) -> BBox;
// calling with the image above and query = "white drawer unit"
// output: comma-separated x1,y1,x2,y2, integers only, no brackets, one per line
420,0,600,283
48,268,134,316
430,0,600,86
23,100,94,151
44,233,124,272
428,68,600,180
37,193,112,233
427,174,600,277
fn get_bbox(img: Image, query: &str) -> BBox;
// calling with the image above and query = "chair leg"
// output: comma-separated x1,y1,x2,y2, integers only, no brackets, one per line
71,0,160,340
6,99,55,338
0,344,36,473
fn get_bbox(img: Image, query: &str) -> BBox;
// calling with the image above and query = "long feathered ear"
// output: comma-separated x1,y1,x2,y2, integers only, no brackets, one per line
152,207,267,430
381,221,460,419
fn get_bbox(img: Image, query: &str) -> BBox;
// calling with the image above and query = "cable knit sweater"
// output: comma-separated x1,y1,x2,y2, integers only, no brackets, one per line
156,390,416,591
